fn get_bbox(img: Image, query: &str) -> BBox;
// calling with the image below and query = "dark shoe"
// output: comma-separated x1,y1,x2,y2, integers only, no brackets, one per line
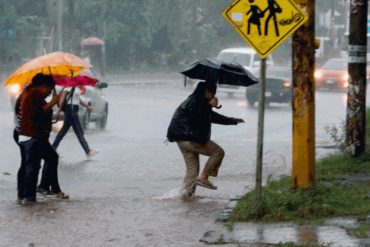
86,149,99,159
17,197,24,204
196,179,217,190
37,187,54,195
20,198,36,205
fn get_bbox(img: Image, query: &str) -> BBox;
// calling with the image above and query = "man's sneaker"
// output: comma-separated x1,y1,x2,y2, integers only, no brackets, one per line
86,149,99,159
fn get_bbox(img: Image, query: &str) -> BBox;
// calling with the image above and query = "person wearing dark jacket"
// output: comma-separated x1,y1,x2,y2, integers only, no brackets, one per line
167,81,244,197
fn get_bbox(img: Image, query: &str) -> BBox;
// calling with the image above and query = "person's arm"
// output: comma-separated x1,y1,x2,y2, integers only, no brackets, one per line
211,111,245,125
52,89,68,120
79,98,93,112
42,89,59,113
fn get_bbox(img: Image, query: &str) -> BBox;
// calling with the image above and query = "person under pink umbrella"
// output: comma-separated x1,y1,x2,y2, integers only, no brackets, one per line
52,75,98,158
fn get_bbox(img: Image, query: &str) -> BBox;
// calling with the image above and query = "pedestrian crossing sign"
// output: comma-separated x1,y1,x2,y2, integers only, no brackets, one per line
222,0,308,59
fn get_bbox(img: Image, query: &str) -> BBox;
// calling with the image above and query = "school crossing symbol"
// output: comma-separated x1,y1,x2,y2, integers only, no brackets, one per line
222,0,308,59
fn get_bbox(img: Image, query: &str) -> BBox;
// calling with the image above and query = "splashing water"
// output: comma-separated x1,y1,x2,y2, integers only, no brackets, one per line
153,187,187,200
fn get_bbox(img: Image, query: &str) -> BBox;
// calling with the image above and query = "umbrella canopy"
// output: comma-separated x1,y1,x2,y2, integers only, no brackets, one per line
54,75,97,87
80,37,105,46
181,58,258,87
5,51,91,86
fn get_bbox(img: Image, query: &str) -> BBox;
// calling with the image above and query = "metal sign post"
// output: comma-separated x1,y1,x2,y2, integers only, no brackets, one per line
255,58,266,205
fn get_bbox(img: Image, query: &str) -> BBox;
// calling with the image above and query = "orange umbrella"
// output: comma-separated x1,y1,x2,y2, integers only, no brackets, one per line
5,51,91,86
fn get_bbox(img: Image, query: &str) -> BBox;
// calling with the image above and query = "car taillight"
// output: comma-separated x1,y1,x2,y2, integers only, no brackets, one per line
6,84,21,96
282,81,292,88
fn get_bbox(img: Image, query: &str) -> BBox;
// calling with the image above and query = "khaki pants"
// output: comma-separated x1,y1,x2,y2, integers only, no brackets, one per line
177,140,225,196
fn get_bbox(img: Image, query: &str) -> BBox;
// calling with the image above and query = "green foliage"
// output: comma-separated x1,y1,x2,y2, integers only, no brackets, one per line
230,175,370,222
0,0,348,72
348,222,370,238
0,0,244,72
0,0,46,64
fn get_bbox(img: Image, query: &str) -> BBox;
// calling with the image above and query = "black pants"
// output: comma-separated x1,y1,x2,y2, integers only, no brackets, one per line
52,104,90,154
20,138,61,200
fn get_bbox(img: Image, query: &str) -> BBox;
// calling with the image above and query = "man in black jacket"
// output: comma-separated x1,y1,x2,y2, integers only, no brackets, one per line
167,81,244,197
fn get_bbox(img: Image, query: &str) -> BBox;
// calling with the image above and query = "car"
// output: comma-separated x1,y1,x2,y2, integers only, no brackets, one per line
79,82,109,130
6,79,109,130
245,66,292,106
215,47,274,94
314,58,349,90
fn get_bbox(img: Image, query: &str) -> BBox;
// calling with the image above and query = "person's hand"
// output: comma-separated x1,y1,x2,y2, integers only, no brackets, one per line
209,97,219,108
234,118,245,125
51,92,59,105
87,105,93,112
209,97,222,108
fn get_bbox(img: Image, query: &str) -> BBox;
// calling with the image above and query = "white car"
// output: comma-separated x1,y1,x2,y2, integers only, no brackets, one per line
216,47,274,94
79,82,109,129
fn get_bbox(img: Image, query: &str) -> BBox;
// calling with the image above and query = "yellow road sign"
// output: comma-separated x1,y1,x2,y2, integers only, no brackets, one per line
222,0,308,59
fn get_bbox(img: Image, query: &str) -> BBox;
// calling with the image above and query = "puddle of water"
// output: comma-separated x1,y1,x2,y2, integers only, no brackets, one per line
202,223,363,246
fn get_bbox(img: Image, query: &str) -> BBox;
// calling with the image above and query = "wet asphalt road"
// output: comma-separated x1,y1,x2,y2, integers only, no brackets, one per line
0,75,358,246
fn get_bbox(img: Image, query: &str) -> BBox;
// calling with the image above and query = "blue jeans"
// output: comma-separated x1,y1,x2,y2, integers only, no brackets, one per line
52,104,90,154
20,138,61,200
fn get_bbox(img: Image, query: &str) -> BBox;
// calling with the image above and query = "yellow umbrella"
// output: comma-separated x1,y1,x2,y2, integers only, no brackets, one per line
5,51,91,86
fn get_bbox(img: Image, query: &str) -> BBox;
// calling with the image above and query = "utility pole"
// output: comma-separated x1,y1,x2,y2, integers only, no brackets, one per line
292,0,316,189
57,0,63,51
67,0,75,52
346,0,368,156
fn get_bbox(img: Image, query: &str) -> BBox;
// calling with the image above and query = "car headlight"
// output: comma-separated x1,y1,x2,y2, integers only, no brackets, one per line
6,84,21,96
314,70,322,79
342,72,349,81
282,81,292,88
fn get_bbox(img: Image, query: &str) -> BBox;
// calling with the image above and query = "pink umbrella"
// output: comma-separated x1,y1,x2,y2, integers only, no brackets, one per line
55,75,97,87
80,37,105,46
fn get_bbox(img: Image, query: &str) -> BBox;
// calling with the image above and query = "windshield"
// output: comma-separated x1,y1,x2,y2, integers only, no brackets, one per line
217,52,251,67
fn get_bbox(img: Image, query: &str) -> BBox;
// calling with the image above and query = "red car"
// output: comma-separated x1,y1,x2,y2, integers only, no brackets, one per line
314,58,349,90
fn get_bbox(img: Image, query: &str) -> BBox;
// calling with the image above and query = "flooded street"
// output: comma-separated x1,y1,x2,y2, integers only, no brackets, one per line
0,75,359,246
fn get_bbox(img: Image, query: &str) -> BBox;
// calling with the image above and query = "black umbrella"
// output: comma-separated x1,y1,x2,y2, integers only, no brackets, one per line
180,58,259,87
